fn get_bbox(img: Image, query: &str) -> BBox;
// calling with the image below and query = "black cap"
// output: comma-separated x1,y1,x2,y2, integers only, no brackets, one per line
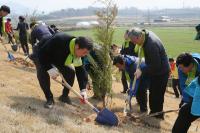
0,5,10,14
113,55,124,65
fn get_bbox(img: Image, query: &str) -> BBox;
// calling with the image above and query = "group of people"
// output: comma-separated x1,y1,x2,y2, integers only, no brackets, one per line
114,28,200,133
1,4,200,133
0,6,59,56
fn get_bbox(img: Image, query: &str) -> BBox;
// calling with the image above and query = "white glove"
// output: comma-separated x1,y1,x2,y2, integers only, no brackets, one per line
47,68,59,79
80,89,87,103
134,68,142,79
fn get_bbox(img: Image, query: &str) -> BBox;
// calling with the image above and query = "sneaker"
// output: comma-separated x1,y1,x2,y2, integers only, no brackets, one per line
44,99,54,109
58,95,72,105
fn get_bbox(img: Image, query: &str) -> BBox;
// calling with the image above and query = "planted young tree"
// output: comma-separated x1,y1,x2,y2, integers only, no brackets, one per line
87,0,118,107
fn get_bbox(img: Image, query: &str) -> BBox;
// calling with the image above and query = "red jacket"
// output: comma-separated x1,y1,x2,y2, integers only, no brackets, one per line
5,21,12,33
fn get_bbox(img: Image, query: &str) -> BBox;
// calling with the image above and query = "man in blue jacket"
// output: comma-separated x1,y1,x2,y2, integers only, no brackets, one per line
120,30,137,93
172,53,200,133
176,53,200,107
113,55,148,112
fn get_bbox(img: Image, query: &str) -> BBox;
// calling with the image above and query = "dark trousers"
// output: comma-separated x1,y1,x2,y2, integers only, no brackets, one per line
136,76,149,112
121,70,128,92
172,103,199,133
19,35,29,54
34,58,75,101
149,73,169,118
172,79,182,98
7,33,14,44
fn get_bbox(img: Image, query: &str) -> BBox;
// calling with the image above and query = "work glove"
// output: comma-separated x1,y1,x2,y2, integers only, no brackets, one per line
134,68,142,79
47,67,59,79
80,89,87,104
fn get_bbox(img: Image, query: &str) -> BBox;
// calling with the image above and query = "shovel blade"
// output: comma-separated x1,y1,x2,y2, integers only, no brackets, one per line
8,52,15,61
95,108,118,126
11,44,18,52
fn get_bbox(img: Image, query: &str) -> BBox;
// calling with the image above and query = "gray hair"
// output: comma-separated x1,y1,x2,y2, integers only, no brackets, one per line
128,27,143,38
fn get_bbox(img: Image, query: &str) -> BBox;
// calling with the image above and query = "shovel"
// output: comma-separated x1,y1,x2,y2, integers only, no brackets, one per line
129,109,180,121
124,48,142,116
2,43,15,61
53,66,119,126
10,43,18,52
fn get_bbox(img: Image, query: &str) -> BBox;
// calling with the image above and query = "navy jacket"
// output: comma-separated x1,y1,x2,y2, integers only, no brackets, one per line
142,30,170,76
31,24,54,45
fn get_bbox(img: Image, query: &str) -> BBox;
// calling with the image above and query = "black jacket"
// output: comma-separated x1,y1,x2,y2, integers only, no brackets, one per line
31,24,54,45
0,17,3,36
38,32,88,90
16,22,29,37
120,41,137,56
142,30,170,76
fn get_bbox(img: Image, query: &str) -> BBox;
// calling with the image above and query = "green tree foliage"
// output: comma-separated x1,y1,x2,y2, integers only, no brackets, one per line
87,0,118,107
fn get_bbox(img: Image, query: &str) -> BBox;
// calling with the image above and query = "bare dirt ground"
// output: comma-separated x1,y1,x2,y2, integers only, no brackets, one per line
0,42,199,133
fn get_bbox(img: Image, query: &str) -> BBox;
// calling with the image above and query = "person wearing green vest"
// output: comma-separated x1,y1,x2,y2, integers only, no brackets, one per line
120,30,137,93
172,53,200,133
128,27,170,119
38,32,93,108
0,5,10,42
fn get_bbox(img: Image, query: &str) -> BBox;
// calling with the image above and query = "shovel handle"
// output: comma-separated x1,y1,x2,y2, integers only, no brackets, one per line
134,109,180,119
52,67,100,114
124,48,142,112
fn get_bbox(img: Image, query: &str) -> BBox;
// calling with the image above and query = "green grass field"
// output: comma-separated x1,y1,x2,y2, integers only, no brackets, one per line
66,27,200,57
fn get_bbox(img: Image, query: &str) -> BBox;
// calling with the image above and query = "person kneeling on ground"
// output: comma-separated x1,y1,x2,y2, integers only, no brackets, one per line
38,32,93,108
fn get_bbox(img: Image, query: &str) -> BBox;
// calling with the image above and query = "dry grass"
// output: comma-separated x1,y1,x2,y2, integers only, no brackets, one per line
0,43,199,133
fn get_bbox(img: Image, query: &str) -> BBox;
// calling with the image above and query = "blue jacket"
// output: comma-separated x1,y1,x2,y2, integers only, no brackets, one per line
185,77,200,116
123,55,146,97
178,53,200,102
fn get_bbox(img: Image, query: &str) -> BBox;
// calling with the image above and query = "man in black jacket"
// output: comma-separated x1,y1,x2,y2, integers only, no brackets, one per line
30,22,55,46
128,27,170,119
29,22,55,106
15,16,29,55
29,22,55,58
120,30,137,93
38,33,93,108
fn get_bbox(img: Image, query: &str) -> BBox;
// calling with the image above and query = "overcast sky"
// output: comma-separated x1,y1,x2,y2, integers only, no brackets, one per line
1,0,200,13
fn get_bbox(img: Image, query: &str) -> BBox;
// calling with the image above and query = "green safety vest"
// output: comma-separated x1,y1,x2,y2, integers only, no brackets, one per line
64,38,82,67
134,44,144,58
123,40,130,48
185,63,197,85
125,71,130,82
